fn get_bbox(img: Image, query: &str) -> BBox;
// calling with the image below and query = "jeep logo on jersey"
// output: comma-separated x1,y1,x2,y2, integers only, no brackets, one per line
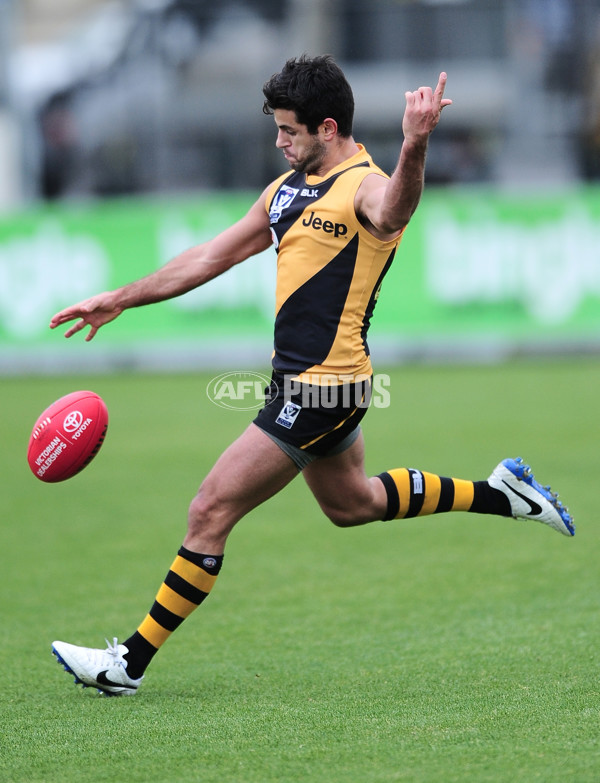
302,211,348,238
269,186,300,224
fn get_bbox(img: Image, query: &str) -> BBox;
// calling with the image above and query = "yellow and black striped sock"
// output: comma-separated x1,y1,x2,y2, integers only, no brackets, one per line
122,546,223,678
378,468,511,520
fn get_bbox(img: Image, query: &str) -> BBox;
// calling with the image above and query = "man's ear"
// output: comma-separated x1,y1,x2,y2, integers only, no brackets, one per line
320,118,338,140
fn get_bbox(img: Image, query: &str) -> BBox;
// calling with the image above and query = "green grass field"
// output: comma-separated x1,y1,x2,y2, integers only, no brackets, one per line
1,359,599,783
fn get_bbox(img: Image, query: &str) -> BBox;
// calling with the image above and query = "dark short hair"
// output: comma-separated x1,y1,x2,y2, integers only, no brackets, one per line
262,54,354,137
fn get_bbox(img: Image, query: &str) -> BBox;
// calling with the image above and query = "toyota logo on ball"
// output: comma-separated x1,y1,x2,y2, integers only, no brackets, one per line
63,410,84,432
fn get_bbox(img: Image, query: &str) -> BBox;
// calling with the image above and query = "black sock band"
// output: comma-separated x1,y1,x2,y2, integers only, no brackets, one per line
177,546,224,575
470,481,512,516
378,471,400,521
122,631,158,679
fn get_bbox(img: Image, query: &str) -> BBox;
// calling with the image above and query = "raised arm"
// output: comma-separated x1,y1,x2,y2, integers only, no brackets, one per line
50,188,273,341
356,72,452,240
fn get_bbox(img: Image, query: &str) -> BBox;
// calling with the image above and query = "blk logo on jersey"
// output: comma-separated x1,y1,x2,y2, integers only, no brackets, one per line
275,401,302,429
269,186,299,224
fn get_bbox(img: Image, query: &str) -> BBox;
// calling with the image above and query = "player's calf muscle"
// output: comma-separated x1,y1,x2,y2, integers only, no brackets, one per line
319,481,386,527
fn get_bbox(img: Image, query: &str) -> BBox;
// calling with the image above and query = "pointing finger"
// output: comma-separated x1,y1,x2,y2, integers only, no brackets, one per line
434,72,452,108
435,72,447,96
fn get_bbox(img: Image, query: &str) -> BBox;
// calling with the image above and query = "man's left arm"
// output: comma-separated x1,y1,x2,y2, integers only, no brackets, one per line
356,72,452,240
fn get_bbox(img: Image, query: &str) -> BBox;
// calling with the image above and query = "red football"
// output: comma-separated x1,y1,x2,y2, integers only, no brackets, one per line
27,391,109,483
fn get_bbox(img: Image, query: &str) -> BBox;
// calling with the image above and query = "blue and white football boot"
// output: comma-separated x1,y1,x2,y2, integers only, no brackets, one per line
52,637,143,696
488,457,575,537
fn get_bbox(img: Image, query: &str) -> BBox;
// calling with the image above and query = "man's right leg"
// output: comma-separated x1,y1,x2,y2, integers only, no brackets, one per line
52,424,299,695
304,433,575,536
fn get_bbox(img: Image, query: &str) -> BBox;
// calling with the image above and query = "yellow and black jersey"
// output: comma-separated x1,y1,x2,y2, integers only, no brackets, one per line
266,145,403,384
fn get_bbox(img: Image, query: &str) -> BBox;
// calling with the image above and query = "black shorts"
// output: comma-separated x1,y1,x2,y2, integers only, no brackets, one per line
253,372,372,467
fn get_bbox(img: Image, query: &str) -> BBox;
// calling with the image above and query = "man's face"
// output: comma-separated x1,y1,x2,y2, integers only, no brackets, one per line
273,109,326,175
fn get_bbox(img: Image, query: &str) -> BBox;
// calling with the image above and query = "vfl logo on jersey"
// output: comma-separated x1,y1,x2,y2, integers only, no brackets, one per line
276,401,301,429
269,186,300,224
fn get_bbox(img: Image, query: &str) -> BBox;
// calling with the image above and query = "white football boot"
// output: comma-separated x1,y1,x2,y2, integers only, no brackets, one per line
488,457,575,537
52,637,143,696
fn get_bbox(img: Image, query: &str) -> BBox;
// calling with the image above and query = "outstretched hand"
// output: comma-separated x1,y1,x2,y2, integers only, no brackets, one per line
49,292,123,341
402,72,452,143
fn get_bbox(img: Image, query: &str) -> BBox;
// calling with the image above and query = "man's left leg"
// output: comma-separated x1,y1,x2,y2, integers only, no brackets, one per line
52,424,300,695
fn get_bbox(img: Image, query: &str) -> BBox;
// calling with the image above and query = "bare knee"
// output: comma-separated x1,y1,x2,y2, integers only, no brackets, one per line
188,488,216,528
186,485,236,551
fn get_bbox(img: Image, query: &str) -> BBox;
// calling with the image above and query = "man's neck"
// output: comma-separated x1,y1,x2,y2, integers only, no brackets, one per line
312,137,361,178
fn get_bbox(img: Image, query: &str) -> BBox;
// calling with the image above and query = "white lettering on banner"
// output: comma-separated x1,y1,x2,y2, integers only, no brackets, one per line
0,221,109,338
158,213,276,318
424,204,600,325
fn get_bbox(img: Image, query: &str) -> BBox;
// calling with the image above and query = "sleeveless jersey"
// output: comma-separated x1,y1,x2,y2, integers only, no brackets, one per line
265,144,403,384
